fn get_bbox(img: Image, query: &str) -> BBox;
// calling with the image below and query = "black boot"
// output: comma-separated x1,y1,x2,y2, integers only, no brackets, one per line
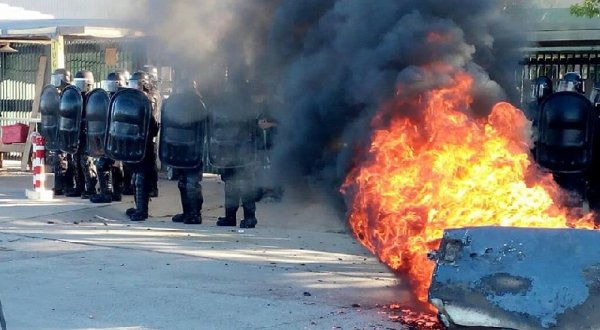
217,208,237,226
91,168,112,204
53,173,65,196
65,188,82,197
90,193,112,203
126,208,137,217
129,173,149,221
240,207,258,228
183,188,201,225
240,179,257,229
240,217,257,229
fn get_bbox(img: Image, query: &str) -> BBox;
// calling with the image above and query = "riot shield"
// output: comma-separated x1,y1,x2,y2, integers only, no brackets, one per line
39,85,61,151
105,88,152,163
536,91,595,173
159,91,207,169
58,85,83,154
85,88,111,157
207,95,257,169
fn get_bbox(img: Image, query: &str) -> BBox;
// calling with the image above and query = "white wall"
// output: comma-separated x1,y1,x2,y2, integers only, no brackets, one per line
0,0,147,20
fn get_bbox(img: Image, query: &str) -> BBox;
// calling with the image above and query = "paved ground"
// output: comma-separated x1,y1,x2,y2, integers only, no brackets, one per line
0,168,413,330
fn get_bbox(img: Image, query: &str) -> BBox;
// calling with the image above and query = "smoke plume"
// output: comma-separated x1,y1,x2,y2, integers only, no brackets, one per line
133,0,530,199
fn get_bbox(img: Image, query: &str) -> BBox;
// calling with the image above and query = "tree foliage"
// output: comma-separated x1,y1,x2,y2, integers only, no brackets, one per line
571,0,600,18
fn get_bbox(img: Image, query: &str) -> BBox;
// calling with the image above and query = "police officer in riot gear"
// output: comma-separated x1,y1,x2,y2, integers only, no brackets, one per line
208,74,259,229
159,76,207,224
526,76,553,121
89,71,128,203
43,69,74,195
65,70,98,198
131,69,160,198
122,71,159,221
537,72,593,206
112,69,135,196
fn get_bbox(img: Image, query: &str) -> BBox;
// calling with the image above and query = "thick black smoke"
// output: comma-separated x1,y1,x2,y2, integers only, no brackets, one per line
135,0,530,199
268,1,529,194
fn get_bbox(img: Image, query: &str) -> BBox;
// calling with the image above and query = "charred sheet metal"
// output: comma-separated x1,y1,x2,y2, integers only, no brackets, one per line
428,226,600,330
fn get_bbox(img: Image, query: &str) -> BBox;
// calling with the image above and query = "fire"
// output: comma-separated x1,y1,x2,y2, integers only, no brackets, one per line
342,70,595,304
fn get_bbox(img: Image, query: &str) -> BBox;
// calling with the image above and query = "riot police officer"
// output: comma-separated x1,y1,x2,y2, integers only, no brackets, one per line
89,71,128,203
159,76,207,224
123,71,160,221
526,76,553,121
134,66,160,198
42,69,74,195
113,69,135,196
537,72,593,206
208,76,259,229
65,70,98,198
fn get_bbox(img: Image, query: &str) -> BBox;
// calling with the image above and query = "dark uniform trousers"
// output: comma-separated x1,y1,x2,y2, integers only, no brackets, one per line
52,151,74,194
92,156,123,201
172,166,203,223
127,140,157,221
221,166,256,220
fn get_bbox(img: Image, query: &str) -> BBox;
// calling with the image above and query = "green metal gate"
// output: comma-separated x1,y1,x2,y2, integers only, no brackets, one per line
65,37,147,85
0,42,50,161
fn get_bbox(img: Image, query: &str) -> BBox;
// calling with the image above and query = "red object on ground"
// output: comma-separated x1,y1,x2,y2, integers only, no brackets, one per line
1,123,29,144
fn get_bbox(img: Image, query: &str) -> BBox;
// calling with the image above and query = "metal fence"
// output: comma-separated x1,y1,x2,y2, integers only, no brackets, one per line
65,37,147,86
521,51,600,103
0,42,50,161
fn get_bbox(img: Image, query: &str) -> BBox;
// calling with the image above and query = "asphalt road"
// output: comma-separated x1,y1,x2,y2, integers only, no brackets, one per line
0,172,411,330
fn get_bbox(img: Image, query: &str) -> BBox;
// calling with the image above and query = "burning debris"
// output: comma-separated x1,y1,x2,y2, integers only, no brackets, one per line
132,1,591,328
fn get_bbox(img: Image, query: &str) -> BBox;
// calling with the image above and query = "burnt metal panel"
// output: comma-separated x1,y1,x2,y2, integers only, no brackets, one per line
429,226,600,330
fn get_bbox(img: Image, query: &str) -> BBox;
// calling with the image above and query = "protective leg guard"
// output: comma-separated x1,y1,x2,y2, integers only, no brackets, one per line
173,173,189,223
122,164,134,195
218,178,239,226
91,160,112,203
112,164,124,202
183,172,202,225
240,176,257,228
130,172,149,221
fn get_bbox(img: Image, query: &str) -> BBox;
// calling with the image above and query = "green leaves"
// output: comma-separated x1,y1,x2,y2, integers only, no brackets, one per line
570,0,600,18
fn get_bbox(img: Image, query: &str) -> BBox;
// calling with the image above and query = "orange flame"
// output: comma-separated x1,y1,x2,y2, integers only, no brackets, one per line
342,70,595,304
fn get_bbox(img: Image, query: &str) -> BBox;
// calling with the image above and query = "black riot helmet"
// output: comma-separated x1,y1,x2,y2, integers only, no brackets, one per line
142,65,158,80
116,69,131,86
531,76,553,103
129,71,151,92
557,72,585,94
142,65,159,90
73,70,95,92
50,68,71,89
102,71,127,93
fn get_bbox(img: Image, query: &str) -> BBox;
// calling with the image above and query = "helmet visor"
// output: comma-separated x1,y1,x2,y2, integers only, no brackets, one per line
50,74,65,87
129,79,142,90
102,80,119,93
73,78,91,92
557,81,574,92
